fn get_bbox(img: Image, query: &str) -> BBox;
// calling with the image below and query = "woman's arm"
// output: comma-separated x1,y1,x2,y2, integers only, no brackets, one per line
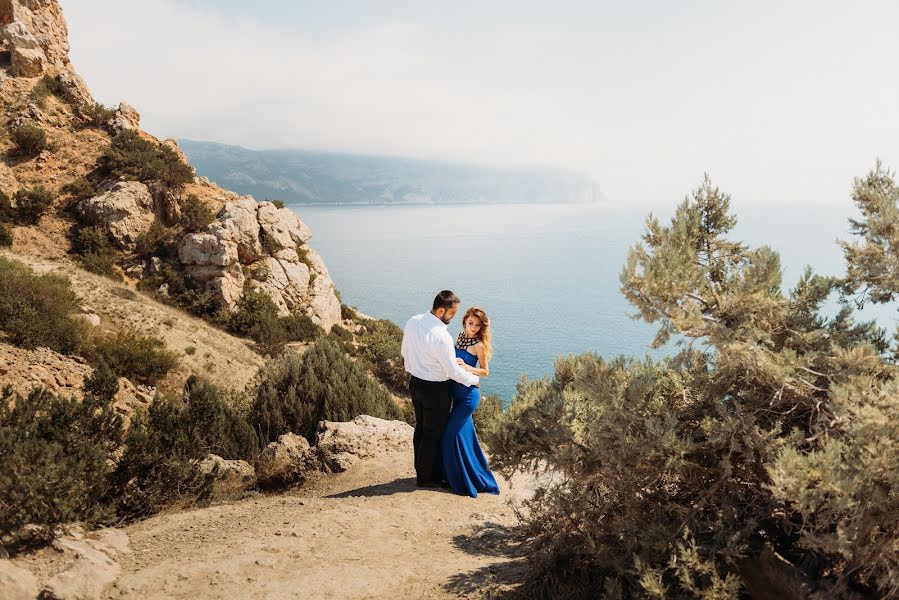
463,344,489,377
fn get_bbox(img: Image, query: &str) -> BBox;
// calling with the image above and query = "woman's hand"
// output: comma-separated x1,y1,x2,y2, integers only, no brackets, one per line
455,357,465,366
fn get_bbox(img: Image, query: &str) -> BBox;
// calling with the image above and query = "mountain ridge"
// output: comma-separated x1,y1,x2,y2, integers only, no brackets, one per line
180,138,605,206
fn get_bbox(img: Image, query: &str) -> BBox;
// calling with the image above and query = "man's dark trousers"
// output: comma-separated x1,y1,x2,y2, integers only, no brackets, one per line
409,375,452,484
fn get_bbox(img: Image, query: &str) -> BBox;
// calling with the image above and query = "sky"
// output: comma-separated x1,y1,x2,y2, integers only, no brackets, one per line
62,0,899,209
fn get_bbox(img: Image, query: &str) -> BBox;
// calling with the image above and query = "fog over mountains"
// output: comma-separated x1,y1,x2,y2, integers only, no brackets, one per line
179,139,604,206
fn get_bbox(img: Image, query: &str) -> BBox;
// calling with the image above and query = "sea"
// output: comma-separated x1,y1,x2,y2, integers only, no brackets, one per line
290,201,893,405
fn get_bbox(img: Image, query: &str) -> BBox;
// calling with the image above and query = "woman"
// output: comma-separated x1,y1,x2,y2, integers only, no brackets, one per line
440,306,500,497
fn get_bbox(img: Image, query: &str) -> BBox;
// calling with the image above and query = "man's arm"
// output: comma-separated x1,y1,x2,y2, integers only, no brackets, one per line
435,331,479,387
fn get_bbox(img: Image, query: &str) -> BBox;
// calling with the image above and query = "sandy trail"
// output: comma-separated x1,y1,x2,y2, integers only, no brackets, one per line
106,452,529,599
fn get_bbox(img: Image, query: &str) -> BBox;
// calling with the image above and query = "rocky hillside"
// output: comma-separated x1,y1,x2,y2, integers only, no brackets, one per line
0,0,341,331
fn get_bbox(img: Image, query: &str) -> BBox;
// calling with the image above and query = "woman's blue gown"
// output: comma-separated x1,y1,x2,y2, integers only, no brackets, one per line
441,347,500,497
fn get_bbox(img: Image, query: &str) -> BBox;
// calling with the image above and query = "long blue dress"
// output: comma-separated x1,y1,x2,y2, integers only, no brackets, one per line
441,347,500,497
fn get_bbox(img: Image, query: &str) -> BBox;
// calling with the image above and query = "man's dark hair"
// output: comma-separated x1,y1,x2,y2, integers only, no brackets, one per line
432,290,461,311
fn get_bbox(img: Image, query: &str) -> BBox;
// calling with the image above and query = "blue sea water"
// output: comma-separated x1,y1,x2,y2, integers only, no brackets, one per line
291,201,891,404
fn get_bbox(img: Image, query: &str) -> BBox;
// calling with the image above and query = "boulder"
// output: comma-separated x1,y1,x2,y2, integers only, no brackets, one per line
56,69,93,106
111,102,140,131
1,20,40,49
315,415,413,473
199,454,256,496
0,559,39,600
178,230,237,267
257,201,311,252
218,196,263,263
10,45,46,77
77,181,155,251
42,528,130,600
255,432,313,487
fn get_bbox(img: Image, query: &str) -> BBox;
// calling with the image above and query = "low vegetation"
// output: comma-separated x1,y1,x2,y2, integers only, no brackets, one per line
484,167,899,599
98,129,194,187
91,326,178,385
249,337,402,443
61,177,98,203
180,194,215,233
0,256,85,354
11,121,49,157
351,317,409,395
78,102,117,129
14,187,54,225
71,225,122,280
29,74,63,108
0,223,11,247
228,291,323,356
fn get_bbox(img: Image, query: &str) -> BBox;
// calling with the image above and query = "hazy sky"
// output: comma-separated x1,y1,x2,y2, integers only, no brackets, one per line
63,1,899,208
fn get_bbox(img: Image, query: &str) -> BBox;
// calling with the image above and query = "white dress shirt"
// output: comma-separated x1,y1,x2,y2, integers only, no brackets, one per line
401,312,480,387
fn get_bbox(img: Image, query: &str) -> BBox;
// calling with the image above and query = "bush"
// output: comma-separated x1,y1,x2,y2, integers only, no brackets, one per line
109,378,257,520
138,261,220,318
14,187,54,224
99,130,194,187
11,121,48,157
180,194,214,233
228,292,322,355
485,172,898,598
61,177,98,202
71,225,122,280
93,326,178,385
29,74,62,108
0,256,85,353
472,393,503,437
272,199,285,209
79,102,117,128
0,363,123,543
249,337,403,443
354,318,408,395
329,323,352,342
0,190,14,222
0,222,11,247
134,220,172,257
340,303,358,321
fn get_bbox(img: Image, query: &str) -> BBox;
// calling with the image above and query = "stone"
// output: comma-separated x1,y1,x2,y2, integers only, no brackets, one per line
257,201,299,252
72,312,100,327
315,415,413,473
42,529,129,600
218,196,262,263
56,69,93,106
10,45,46,77
0,559,39,600
77,181,155,251
178,231,237,267
1,21,40,49
111,102,140,131
199,454,256,496
255,432,313,487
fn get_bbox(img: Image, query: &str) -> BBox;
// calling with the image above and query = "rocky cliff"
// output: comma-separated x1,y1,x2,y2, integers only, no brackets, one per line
0,0,342,330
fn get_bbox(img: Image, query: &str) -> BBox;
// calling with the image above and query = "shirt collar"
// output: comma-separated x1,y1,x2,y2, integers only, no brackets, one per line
424,311,447,328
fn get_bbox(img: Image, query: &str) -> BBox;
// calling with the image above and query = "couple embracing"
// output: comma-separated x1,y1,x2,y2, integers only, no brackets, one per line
400,290,500,497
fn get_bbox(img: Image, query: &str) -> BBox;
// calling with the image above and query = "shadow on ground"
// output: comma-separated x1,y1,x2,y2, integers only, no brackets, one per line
324,477,457,499
443,520,529,597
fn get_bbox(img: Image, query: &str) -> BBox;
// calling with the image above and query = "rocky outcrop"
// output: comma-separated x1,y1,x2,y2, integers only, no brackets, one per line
315,416,414,473
255,432,314,487
177,198,341,330
0,341,155,424
199,454,256,496
0,560,39,600
0,0,93,101
77,181,155,251
39,527,130,600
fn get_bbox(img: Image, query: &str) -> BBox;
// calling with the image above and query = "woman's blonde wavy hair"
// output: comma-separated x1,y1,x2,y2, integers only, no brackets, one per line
462,306,492,362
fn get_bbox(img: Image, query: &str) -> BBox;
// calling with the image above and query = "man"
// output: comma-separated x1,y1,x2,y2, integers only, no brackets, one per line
401,290,479,488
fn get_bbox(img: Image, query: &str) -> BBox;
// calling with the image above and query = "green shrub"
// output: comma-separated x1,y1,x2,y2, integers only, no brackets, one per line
354,318,408,395
472,393,503,437
11,121,48,157
72,225,122,280
250,313,290,357
272,199,285,209
180,194,214,233
93,326,178,385
61,177,98,202
14,187,54,224
281,312,324,342
138,262,220,318
0,363,123,543
134,220,172,257
249,337,402,443
99,130,194,187
79,102,117,128
484,172,898,598
0,222,11,247
228,291,279,337
0,256,85,353
340,303,358,321
29,74,62,108
329,323,352,342
0,190,14,222
181,376,259,461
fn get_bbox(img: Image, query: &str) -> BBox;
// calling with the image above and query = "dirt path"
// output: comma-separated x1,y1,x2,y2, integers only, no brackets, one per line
105,451,529,599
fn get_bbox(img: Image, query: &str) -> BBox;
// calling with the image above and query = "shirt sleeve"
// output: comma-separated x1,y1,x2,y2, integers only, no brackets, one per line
435,330,479,387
